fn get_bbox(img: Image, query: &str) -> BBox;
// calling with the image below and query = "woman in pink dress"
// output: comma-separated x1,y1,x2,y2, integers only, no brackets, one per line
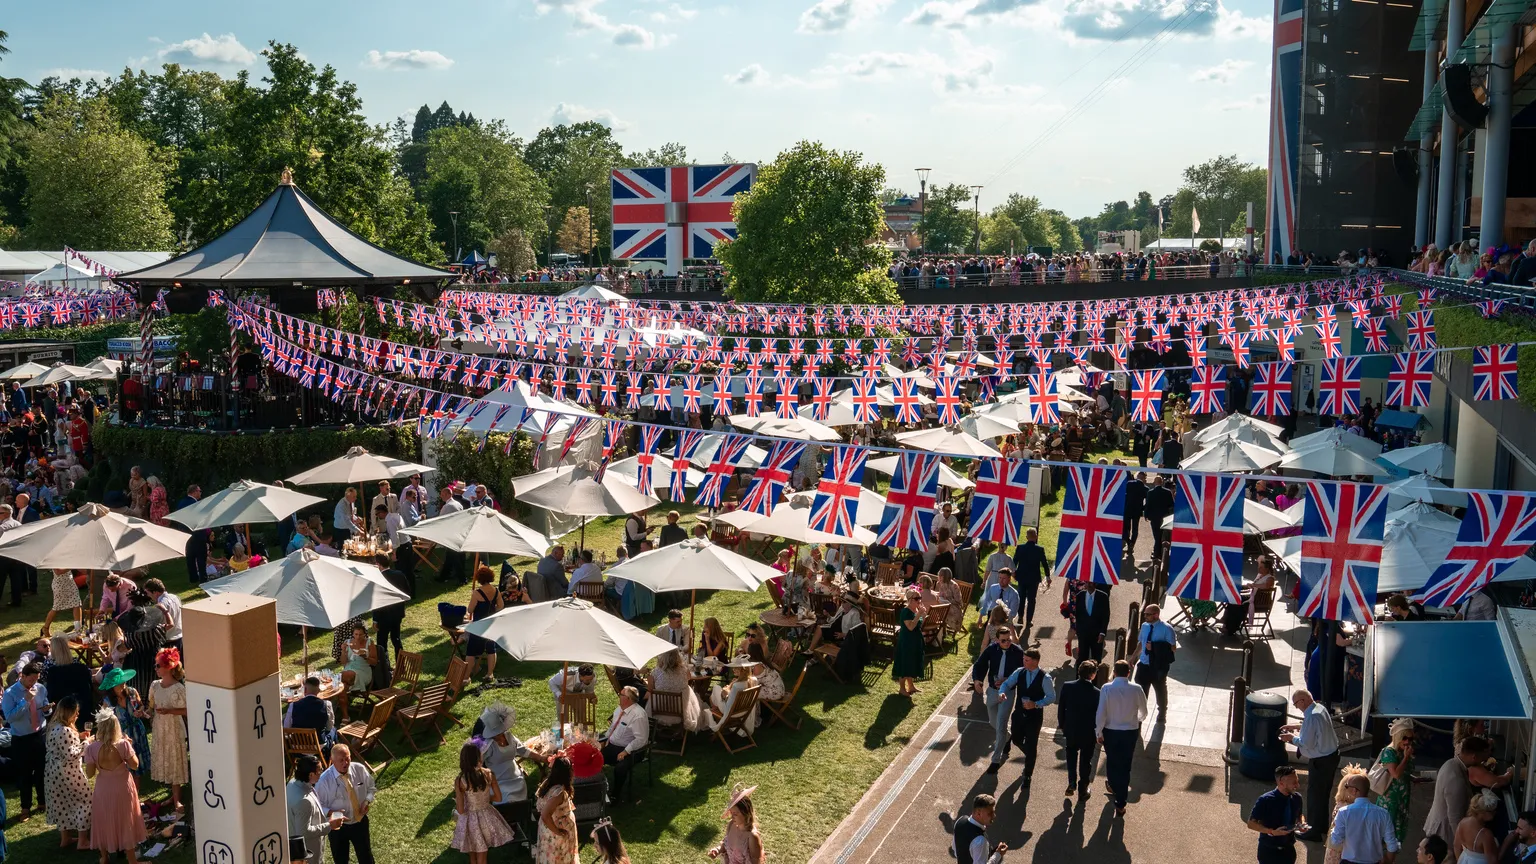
709,784,765,864
147,479,169,527
452,743,514,863
85,710,147,864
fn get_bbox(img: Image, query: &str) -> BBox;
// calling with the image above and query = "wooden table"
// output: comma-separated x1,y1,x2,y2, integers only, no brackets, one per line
280,675,345,704
867,585,907,606
68,639,105,667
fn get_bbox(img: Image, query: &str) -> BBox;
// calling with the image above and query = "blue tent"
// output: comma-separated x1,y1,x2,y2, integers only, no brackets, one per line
461,251,488,268
1368,621,1531,720
1375,409,1428,432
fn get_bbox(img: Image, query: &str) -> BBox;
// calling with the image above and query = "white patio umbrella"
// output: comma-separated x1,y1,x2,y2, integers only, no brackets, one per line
0,502,192,571
85,356,124,376
1181,437,1284,472
881,363,937,389
959,411,1021,440
287,446,434,485
895,426,1002,458
558,284,630,304
602,537,778,630
164,480,324,534
23,363,99,388
715,495,878,546
1056,386,1095,404
866,454,975,490
729,413,842,442
1195,413,1284,444
1384,474,1469,509
0,362,48,381
1278,446,1395,478
1243,498,1298,534
974,399,1033,426
788,487,888,527
1379,442,1456,480
1387,501,1463,531
202,547,409,673
695,434,769,470
399,506,552,561
515,464,660,548
1288,427,1383,458
604,454,707,491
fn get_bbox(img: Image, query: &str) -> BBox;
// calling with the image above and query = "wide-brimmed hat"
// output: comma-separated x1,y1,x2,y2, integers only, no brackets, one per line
99,667,135,690
478,703,516,739
723,783,758,819
1389,717,1415,738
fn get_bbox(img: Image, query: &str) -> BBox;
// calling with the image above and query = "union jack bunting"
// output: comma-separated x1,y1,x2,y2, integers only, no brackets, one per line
1317,356,1362,417
739,439,806,515
710,374,733,414
1360,316,1389,352
892,377,923,424
1190,364,1227,414
1168,474,1246,604
1129,370,1165,423
696,434,752,509
850,376,880,424
1415,492,1536,607
1477,299,1507,319
808,446,868,539
969,458,1033,545
740,374,766,417
934,376,962,425
810,377,836,421
774,377,800,419
1298,481,1387,625
1029,370,1060,424
1314,318,1342,359
1054,465,1126,586
875,452,940,551
1385,351,1434,407
1472,344,1519,401
634,426,665,495
1248,361,1293,416
670,430,707,501
1404,309,1436,351
682,375,703,413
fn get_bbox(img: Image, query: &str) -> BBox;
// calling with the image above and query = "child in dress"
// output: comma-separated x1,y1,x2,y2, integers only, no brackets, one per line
709,784,765,864
452,743,513,863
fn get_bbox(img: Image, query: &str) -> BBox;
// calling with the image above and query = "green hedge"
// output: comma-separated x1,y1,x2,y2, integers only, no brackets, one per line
429,431,537,515
1392,283,1536,413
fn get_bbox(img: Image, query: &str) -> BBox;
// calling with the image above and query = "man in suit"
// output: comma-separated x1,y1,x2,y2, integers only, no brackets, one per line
998,648,1055,784
1143,475,1175,561
1131,422,1152,468
970,626,1025,775
1071,585,1111,663
1010,529,1051,628
1057,660,1101,796
1122,472,1146,554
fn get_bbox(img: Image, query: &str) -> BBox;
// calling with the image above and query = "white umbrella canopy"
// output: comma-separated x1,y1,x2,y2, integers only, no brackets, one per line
1180,438,1284,472
604,454,707,491
0,503,191,571
974,398,1033,425
895,426,1002,458
1264,522,1536,594
164,480,325,532
1056,386,1095,404
1379,442,1456,480
557,284,630,304
1288,427,1383,458
0,362,48,381
728,413,842,442
399,506,552,558
788,487,888,527
1384,474,1469,509
1387,501,1464,531
1278,446,1395,478
715,495,878,546
287,446,434,486
447,381,596,436
202,548,409,629
959,411,1021,440
515,465,660,518
1243,498,1298,534
23,363,99,388
602,538,776,593
1195,421,1287,452
1195,413,1284,444
866,454,975,490
85,356,124,376
695,434,769,471
464,597,677,668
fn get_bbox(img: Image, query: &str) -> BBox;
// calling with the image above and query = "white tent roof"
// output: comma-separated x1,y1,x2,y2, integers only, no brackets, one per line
28,261,105,286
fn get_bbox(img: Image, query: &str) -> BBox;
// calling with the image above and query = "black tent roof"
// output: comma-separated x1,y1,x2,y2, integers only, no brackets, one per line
121,172,449,287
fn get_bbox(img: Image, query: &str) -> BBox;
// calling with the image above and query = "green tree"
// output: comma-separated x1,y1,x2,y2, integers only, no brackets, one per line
917,183,976,253
0,31,25,171
420,121,547,257
979,212,1026,255
525,122,626,260
879,186,909,204
995,193,1060,249
488,227,537,274
624,142,689,166
1163,188,1199,238
715,140,897,305
22,96,175,249
556,205,594,255
1046,210,1082,253
1179,154,1266,236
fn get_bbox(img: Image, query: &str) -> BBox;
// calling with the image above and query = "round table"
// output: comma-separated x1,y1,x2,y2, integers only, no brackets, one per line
867,585,907,606
279,675,345,704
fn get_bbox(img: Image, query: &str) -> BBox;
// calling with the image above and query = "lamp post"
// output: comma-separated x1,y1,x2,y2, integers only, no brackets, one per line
584,183,595,268
915,167,931,255
542,204,553,266
448,210,460,263
970,185,984,256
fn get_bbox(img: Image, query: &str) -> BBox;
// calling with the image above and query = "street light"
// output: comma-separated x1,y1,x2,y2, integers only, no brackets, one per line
970,185,984,256
915,168,931,254
584,183,595,267
447,210,460,263
542,204,553,266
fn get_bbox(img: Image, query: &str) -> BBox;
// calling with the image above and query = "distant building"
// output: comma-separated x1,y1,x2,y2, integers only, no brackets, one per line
881,197,922,251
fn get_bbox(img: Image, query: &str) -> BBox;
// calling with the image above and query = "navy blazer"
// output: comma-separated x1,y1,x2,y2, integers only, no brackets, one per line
970,642,1025,689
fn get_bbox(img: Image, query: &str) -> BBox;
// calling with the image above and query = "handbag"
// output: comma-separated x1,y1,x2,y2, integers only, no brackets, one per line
1367,754,1392,796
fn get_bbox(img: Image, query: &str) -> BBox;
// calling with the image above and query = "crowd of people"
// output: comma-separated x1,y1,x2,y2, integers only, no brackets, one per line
885,249,1264,288
1409,239,1536,289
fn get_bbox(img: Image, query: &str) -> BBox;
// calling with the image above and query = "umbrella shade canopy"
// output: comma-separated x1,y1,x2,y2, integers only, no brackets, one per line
164,480,325,532
1387,501,1464,531
1289,427,1383,458
788,488,888,527
1195,413,1284,444
515,466,660,518
85,356,124,375
715,496,877,545
605,454,707,491
1180,438,1284,472
558,284,630,304
728,414,842,442
1384,474,1469,509
1379,443,1456,480
1243,498,1298,534
602,538,777,593
1056,386,1095,404
202,548,409,628
0,362,49,381
23,363,100,388
695,434,769,470
866,454,975,490
959,411,1021,440
447,381,596,435
464,597,677,667
895,426,1002,458
399,506,551,558
287,446,434,485
1278,446,1395,478
1265,525,1536,594
0,503,192,571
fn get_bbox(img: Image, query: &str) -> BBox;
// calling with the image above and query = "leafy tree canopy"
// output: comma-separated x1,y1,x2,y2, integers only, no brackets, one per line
916,183,976,253
420,121,547,258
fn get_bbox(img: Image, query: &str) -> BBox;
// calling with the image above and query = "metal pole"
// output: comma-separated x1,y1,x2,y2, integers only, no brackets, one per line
916,168,930,256
1434,0,1466,249
449,211,460,264
1478,23,1515,250
1415,40,1439,249
970,185,983,256
1246,201,1255,257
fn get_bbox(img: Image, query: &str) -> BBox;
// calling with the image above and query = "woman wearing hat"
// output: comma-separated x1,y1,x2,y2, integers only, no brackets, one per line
99,667,151,780
709,659,760,735
475,703,538,829
709,784,765,864
1374,718,1416,844
147,648,188,811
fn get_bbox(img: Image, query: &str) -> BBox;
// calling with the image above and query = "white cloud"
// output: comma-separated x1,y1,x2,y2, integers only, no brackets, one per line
904,0,1044,28
814,47,1029,96
650,3,698,22
799,0,894,32
363,49,455,70
155,33,256,68
723,63,831,89
1191,58,1250,84
535,0,665,48
550,102,630,130
727,63,767,85
1059,0,1265,40
41,68,111,82
1219,92,1267,111
612,24,657,47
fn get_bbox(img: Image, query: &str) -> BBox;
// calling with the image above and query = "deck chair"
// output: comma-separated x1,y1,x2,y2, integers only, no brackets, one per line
711,685,760,755
813,644,845,683
603,664,624,697
370,650,424,707
762,664,808,730
337,696,396,773
412,539,440,573
394,683,449,751
440,655,470,726
767,639,796,673
283,728,323,766
1167,596,1219,632
1243,586,1277,641
647,689,689,756
560,693,598,729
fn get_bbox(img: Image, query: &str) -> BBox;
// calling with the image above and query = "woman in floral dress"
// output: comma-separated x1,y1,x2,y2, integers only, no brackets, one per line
99,668,151,779
534,756,578,864
148,648,189,810
452,744,513,863
1374,718,1416,843
45,696,91,849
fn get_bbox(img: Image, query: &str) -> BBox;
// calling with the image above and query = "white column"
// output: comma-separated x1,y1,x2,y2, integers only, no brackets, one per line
1453,399,1498,489
1434,0,1466,249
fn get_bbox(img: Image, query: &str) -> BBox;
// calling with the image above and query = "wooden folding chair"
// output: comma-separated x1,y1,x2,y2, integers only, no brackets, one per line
1167,596,1218,633
1243,586,1277,641
647,688,689,756
955,580,974,611
413,539,440,573
394,683,449,751
875,562,901,586
370,650,423,707
762,665,808,730
337,696,396,773
866,605,898,652
922,609,949,677
441,656,470,726
572,579,611,612
603,664,624,697
560,693,598,729
812,644,844,683
283,728,323,766
767,639,795,673
711,685,760,755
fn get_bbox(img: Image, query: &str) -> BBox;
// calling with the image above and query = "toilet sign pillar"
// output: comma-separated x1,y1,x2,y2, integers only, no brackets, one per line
183,594,287,864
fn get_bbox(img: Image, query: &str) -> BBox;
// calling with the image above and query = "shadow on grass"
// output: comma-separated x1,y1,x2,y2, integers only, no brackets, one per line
863,693,916,749
414,789,459,839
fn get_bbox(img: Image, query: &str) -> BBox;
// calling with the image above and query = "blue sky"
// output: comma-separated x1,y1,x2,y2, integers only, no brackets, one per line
8,0,1273,217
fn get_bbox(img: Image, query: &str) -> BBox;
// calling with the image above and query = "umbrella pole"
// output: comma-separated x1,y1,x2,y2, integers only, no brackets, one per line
302,625,309,678
559,660,569,729
689,588,696,635
244,525,252,556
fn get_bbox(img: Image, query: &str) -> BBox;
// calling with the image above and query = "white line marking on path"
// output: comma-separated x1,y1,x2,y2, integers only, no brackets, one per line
834,712,958,864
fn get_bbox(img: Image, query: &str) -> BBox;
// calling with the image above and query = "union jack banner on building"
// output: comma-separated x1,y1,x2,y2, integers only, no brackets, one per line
1385,351,1434,407
876,451,940,551
610,163,756,261
1473,343,1519,401
1129,369,1165,423
1054,465,1126,586
696,434,751,509
1317,356,1362,416
1190,364,1227,414
809,446,868,539
1168,473,1246,604
1298,480,1387,625
739,439,806,516
969,458,1032,545
1415,492,1536,607
1249,361,1293,416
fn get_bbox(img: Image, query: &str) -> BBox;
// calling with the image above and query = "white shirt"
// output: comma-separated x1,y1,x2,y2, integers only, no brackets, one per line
1095,676,1148,736
984,551,1012,576
333,499,358,533
936,513,960,538
547,669,594,702
962,817,1006,864
383,512,404,548
605,702,650,753
314,762,376,824
567,562,603,596
156,592,184,640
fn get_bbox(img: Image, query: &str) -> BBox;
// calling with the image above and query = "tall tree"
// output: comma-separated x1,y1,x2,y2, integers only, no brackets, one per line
1046,210,1082,253
420,121,547,257
1179,155,1266,236
715,140,897,305
995,193,1060,249
22,96,175,249
556,205,594,255
879,186,910,204
624,142,689,167
916,183,977,253
410,105,434,143
0,31,25,172
524,122,626,259
488,227,536,274
979,213,1026,255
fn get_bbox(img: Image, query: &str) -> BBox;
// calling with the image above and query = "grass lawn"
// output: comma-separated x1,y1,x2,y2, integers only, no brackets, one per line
0,482,1079,864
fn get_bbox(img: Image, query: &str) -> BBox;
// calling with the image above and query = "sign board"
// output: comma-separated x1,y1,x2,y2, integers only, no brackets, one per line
1023,464,1044,528
186,675,287,864
106,336,179,354
610,163,757,275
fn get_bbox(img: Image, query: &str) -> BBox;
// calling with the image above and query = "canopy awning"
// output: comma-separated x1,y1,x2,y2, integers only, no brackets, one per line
1368,621,1531,721
1374,409,1429,431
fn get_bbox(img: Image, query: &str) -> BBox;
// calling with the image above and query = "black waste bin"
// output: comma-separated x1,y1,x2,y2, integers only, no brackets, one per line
1239,691,1290,781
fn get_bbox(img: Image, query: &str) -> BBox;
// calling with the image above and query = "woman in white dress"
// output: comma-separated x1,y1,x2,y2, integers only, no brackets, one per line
648,650,706,732
709,661,759,735
1452,790,1501,864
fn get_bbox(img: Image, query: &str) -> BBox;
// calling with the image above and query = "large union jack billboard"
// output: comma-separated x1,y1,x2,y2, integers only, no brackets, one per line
1266,0,1304,261
610,163,756,264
